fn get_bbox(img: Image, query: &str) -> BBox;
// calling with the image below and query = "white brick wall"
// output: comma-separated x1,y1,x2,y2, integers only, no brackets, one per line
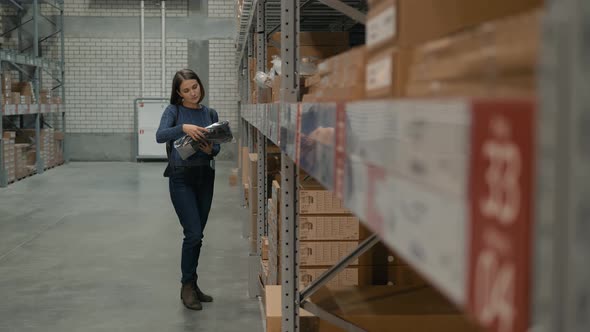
65,38,187,133
208,39,238,127
64,0,188,17
208,0,236,18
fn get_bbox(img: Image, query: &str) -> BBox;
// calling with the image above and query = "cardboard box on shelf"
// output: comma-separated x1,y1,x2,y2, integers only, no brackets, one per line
300,240,403,268
10,92,20,105
26,150,36,166
15,144,31,179
261,259,269,286
298,184,352,215
271,180,281,202
406,8,540,98
243,182,250,208
271,76,281,103
366,0,542,50
300,241,361,266
266,32,350,70
412,8,540,78
366,47,412,98
300,265,427,289
248,186,258,210
300,267,362,290
299,215,365,241
310,286,481,332
261,236,269,260
13,82,33,96
266,286,323,332
241,147,249,185
304,46,367,102
268,254,280,285
257,88,272,104
3,131,16,139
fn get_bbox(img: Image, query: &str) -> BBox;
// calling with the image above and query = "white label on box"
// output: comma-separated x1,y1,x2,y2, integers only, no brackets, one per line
366,56,393,92
367,6,396,48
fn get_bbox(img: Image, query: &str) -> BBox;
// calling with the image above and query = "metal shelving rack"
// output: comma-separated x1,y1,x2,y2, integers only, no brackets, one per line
0,0,66,187
236,1,590,332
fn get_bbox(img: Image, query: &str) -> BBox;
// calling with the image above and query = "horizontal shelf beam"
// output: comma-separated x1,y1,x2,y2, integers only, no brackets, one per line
0,50,63,71
1,104,63,116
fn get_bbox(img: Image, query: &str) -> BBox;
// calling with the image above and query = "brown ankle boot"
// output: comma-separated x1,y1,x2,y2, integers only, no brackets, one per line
193,274,213,302
180,282,203,310
195,284,213,303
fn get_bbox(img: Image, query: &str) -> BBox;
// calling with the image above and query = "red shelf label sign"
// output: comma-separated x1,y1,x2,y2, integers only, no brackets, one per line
468,100,535,332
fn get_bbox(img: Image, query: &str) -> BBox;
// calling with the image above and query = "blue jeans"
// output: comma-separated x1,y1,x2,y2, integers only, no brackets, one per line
169,165,215,284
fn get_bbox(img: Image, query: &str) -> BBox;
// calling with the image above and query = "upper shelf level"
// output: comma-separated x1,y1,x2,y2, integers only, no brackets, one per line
0,50,63,72
235,0,366,66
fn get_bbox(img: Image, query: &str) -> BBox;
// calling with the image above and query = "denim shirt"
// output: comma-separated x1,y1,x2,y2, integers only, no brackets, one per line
156,104,221,166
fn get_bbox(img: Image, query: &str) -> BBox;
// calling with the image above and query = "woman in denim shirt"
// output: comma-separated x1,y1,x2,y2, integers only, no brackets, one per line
156,69,220,311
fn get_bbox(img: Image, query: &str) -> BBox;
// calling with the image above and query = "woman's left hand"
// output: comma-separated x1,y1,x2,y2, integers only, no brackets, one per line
200,141,213,155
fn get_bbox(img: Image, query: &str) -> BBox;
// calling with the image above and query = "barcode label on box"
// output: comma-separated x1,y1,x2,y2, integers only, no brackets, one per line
367,6,396,48
366,56,393,92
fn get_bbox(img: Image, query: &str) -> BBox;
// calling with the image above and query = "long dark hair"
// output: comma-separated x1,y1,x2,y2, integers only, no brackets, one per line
170,69,206,105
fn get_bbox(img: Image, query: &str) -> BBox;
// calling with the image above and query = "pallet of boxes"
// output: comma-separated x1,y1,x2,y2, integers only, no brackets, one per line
18,129,53,169
2,131,16,183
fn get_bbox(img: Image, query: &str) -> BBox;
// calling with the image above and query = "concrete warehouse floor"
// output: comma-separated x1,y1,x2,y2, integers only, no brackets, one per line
0,162,262,332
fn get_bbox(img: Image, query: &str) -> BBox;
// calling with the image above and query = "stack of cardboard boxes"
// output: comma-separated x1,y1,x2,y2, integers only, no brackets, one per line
406,8,540,98
11,82,34,105
54,131,65,165
297,178,425,290
2,131,16,182
264,174,426,290
1,71,62,105
249,32,351,104
299,0,542,101
18,129,56,169
14,143,34,179
298,177,361,289
364,0,542,99
303,46,367,102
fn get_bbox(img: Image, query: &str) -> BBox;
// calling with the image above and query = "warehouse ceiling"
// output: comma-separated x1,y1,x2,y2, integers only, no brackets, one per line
265,0,367,33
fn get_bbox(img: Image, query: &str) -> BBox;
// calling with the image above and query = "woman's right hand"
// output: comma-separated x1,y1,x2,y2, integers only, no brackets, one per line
182,124,208,142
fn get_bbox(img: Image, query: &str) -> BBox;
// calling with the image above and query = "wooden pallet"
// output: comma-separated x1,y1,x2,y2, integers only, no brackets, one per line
13,171,36,182
44,161,64,171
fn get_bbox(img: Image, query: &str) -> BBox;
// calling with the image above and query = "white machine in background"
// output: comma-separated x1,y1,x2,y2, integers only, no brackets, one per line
134,98,168,160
